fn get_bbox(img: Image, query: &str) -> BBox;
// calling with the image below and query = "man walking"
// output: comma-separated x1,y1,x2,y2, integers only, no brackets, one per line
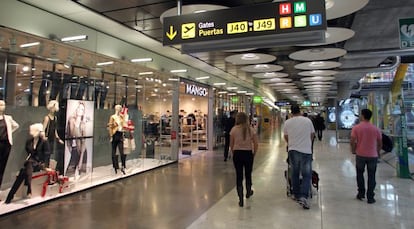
314,113,325,141
283,105,315,209
351,109,382,204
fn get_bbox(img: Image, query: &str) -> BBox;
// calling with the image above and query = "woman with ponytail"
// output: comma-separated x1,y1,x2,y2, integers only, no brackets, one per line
230,112,259,207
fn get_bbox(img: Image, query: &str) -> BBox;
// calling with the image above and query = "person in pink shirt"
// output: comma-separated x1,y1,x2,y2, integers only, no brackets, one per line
351,109,382,204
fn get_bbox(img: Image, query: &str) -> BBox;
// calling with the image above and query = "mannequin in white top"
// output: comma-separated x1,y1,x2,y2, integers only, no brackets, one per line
0,100,19,190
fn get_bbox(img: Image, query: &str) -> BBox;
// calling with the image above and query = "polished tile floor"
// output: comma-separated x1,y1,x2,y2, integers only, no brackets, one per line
0,131,413,229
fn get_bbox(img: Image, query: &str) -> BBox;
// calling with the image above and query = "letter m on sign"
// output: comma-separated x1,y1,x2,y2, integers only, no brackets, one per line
294,2,306,14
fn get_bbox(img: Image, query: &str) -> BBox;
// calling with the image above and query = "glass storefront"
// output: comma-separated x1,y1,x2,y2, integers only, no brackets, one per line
0,27,178,214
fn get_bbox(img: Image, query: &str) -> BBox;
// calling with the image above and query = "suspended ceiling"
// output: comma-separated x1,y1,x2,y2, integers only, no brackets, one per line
14,0,414,103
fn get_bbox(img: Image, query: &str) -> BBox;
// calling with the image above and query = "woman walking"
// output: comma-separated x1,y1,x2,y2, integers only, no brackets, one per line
230,112,259,207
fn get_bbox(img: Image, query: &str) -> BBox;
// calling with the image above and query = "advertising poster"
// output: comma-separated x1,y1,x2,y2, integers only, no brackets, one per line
337,99,359,130
64,100,94,178
327,107,336,123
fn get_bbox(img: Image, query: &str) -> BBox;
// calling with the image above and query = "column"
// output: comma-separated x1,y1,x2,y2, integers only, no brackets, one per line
336,81,351,101
207,86,214,151
171,80,180,161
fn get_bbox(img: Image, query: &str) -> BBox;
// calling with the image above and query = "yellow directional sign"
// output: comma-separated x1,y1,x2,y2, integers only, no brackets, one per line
181,23,196,39
166,26,177,40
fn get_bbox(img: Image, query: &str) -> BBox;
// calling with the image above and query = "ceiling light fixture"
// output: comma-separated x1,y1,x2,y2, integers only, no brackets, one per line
309,61,325,67
254,64,269,69
325,0,335,10
63,62,71,69
246,92,254,96
218,91,228,94
194,9,207,13
139,72,153,75
214,82,226,86
131,58,153,63
241,53,259,60
228,93,237,96
227,87,238,90
22,66,30,72
168,78,179,81
237,91,247,94
96,61,114,66
61,35,88,42
170,69,188,73
20,42,40,48
196,76,210,80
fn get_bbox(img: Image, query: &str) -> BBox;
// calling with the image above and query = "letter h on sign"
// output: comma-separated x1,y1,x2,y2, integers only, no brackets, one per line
279,3,291,15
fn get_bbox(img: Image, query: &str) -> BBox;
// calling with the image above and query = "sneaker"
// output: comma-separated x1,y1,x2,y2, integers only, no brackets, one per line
367,198,376,204
298,197,310,210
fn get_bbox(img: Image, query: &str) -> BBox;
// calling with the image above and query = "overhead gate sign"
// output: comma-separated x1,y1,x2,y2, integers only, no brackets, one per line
163,0,327,51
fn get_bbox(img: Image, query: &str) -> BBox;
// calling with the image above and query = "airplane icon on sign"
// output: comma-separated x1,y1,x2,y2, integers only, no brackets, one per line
183,25,194,34
181,23,196,39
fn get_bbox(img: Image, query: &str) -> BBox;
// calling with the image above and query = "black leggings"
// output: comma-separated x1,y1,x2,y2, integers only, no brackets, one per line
112,131,126,169
6,161,41,203
233,150,254,189
0,141,11,189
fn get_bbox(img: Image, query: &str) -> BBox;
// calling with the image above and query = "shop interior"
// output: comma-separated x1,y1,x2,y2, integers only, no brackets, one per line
179,82,209,157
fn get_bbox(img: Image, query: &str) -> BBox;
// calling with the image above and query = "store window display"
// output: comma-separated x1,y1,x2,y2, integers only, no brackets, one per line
107,105,127,175
0,100,19,190
0,27,177,214
65,102,87,178
43,100,64,168
5,123,49,204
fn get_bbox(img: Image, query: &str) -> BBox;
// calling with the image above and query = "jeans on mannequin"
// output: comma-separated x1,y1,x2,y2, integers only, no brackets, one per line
111,131,126,170
95,82,108,109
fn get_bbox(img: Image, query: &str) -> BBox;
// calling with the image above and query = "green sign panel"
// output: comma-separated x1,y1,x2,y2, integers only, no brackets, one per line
302,100,311,106
253,96,263,104
163,0,326,46
231,96,240,103
399,18,414,49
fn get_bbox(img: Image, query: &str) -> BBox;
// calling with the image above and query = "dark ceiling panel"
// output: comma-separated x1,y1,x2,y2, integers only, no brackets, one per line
104,8,155,23
75,0,139,12
124,18,163,31
141,29,164,40
141,2,177,16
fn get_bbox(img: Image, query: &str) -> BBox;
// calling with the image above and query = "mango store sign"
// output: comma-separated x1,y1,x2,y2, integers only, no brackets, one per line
186,84,208,97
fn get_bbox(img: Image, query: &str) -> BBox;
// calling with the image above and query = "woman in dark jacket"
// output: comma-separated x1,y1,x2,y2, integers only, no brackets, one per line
5,123,49,204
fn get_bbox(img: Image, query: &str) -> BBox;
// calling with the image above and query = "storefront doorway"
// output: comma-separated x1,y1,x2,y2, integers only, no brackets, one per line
179,80,209,158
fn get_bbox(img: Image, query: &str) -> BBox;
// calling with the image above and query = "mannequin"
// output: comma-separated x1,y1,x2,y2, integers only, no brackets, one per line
65,102,86,178
43,100,64,168
122,107,136,155
0,100,19,190
5,123,49,204
107,105,126,175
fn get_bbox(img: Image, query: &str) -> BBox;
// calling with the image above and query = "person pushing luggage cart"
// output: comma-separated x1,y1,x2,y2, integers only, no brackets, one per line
283,105,315,210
